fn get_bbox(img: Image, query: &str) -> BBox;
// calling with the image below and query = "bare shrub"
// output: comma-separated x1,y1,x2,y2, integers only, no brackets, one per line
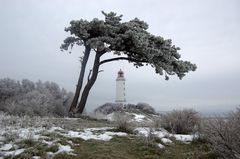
113,112,133,133
202,108,240,159
152,116,162,129
144,128,158,147
161,109,200,134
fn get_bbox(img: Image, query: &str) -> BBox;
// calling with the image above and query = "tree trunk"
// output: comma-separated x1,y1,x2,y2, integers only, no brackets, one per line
68,46,91,113
76,53,101,114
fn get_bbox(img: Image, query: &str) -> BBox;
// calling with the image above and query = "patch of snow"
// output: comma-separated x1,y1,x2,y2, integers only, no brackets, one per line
63,128,126,141
42,140,54,145
104,132,127,137
3,148,25,156
85,127,113,131
65,129,112,141
134,127,150,137
131,113,146,122
0,143,13,151
134,127,169,138
17,128,42,140
173,134,195,142
161,138,172,144
158,143,165,149
47,143,75,158
32,156,41,159
96,134,112,141
153,129,169,138
49,127,64,132
56,144,74,154
67,131,81,138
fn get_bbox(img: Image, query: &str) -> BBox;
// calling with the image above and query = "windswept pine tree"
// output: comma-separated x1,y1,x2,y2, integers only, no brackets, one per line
61,11,197,114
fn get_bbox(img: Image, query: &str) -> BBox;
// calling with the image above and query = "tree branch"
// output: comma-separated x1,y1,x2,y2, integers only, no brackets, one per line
99,57,148,65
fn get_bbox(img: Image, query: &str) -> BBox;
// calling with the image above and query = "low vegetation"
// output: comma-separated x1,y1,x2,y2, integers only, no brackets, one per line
113,112,133,133
160,108,200,134
201,108,240,159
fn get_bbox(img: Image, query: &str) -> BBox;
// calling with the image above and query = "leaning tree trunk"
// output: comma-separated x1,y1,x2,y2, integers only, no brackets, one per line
69,46,91,113
76,52,101,114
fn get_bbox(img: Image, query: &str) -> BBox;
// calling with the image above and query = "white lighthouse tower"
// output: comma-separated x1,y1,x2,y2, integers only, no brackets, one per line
115,69,126,103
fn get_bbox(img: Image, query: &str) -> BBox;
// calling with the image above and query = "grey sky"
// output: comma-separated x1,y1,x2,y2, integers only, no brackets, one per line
0,0,239,113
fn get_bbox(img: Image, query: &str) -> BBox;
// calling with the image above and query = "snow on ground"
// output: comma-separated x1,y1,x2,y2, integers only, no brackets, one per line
46,143,76,158
134,127,150,137
1,148,25,157
57,144,74,154
0,113,198,158
63,127,127,141
158,143,165,149
134,127,169,139
49,126,64,132
134,127,197,146
131,113,146,122
173,134,196,142
0,144,13,151
161,138,173,144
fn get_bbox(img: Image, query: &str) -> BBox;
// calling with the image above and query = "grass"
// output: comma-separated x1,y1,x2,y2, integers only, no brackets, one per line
54,136,162,159
49,136,216,159
160,140,218,159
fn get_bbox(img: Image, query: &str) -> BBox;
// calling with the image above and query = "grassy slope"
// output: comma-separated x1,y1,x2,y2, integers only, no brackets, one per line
53,137,216,159
3,116,218,159
53,136,217,159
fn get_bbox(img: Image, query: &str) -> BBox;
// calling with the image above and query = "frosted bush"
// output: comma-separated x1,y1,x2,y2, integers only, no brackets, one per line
161,109,200,134
202,108,240,159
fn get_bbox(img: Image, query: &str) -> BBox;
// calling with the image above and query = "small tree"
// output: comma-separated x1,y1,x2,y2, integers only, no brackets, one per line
61,11,197,114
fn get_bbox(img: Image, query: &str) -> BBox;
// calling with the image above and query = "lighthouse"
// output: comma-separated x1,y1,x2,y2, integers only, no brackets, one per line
115,69,126,103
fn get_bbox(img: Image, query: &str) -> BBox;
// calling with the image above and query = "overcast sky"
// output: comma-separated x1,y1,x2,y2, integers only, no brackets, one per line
0,0,239,114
